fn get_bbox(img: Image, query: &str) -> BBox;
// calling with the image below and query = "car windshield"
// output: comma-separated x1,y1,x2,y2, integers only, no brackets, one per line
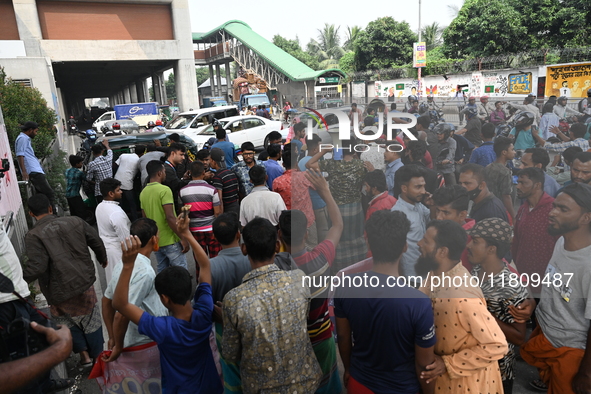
198,120,229,136
166,114,195,129
246,96,269,107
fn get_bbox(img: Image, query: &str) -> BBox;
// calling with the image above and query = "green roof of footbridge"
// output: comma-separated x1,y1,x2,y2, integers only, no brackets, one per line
193,20,345,82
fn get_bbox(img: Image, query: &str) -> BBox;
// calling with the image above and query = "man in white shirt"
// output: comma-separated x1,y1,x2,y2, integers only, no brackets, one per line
138,144,165,187
239,165,286,227
510,96,541,126
115,145,142,221
96,178,131,283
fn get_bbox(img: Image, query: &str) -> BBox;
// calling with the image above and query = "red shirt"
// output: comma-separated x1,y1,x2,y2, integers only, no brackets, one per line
512,193,559,294
365,192,397,222
273,169,315,227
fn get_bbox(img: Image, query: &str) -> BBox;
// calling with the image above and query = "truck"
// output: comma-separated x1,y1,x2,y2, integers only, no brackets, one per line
92,102,160,133
202,97,228,108
236,93,271,111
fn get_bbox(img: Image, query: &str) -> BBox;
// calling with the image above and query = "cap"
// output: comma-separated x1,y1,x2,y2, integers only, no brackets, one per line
210,148,226,168
468,96,476,100
467,217,512,244
20,121,39,130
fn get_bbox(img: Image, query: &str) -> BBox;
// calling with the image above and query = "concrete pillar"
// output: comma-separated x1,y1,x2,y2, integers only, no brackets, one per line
158,72,167,105
225,62,232,103
12,0,43,56
123,86,131,104
109,95,116,107
170,0,199,111
152,74,161,104
174,60,199,110
136,79,145,102
208,65,216,96
215,64,222,99
129,83,138,103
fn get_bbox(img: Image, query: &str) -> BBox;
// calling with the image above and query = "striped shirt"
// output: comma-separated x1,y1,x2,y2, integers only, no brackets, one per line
179,180,220,232
212,169,239,208
292,240,336,344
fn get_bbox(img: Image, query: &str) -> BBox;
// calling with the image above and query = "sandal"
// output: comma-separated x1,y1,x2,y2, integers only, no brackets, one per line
530,379,548,391
78,360,93,370
42,378,75,394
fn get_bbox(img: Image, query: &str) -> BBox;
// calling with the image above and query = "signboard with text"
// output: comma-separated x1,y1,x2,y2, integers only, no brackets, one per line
413,42,426,68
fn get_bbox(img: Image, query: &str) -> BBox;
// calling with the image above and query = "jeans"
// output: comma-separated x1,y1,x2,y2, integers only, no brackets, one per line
29,172,55,210
154,242,188,273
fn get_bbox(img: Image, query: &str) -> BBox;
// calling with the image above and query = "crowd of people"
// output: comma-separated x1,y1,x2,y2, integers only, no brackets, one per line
3,91,591,394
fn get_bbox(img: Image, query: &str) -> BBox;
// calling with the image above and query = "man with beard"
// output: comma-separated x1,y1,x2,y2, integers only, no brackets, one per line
512,168,559,299
521,183,591,394
231,142,262,199
15,121,56,212
391,165,434,277
459,163,508,223
416,220,508,393
566,152,591,187
96,178,131,283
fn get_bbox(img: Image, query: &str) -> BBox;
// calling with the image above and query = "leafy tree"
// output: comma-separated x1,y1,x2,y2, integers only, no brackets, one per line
354,17,416,71
195,67,210,86
0,67,57,161
307,24,346,69
421,22,444,51
442,0,528,58
272,35,319,70
165,73,176,100
338,52,356,73
343,26,362,52
508,0,591,48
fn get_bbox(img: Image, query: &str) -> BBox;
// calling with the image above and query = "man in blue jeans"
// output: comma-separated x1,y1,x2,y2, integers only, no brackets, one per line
15,121,55,211
140,160,188,272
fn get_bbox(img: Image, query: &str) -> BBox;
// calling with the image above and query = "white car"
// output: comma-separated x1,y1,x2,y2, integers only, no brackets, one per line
184,115,285,150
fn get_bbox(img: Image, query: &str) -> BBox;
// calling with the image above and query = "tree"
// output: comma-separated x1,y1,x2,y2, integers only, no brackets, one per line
307,24,346,69
0,68,57,161
421,22,443,51
447,2,463,18
354,17,416,71
165,73,176,101
442,0,529,58
339,52,356,73
272,35,319,70
195,67,210,86
343,25,362,52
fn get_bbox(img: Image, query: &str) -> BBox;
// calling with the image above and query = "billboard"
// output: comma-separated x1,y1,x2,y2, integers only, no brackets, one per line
545,63,591,98
413,42,426,68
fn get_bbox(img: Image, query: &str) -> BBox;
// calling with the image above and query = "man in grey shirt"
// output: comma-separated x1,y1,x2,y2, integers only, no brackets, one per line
210,212,251,303
138,144,165,187
391,165,434,277
521,183,591,392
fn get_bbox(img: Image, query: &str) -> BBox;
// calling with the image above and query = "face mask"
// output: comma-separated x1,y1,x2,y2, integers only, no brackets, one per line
467,186,481,201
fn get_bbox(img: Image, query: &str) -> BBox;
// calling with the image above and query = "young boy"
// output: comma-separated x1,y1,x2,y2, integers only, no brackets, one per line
466,218,530,393
64,155,87,220
113,213,223,393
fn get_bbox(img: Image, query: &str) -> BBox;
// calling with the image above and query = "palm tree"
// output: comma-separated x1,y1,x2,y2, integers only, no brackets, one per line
343,25,362,52
307,24,346,69
421,22,444,50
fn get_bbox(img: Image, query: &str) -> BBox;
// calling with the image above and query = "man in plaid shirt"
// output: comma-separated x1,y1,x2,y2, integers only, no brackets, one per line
86,139,113,203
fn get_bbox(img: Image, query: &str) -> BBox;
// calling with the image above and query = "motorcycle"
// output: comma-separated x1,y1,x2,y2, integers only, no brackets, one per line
68,124,78,135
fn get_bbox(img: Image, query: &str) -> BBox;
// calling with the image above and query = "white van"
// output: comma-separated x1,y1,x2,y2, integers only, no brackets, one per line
165,106,239,138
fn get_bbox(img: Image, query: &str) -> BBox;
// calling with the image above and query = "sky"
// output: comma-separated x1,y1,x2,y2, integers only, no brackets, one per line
189,0,465,48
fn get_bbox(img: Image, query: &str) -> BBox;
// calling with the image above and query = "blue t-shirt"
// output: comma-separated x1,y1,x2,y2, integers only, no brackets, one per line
211,140,235,168
509,127,536,150
138,283,222,394
469,141,496,167
334,272,436,394
298,156,326,210
263,159,285,190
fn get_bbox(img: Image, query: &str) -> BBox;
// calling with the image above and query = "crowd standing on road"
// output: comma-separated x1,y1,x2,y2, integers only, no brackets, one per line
5,90,591,394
